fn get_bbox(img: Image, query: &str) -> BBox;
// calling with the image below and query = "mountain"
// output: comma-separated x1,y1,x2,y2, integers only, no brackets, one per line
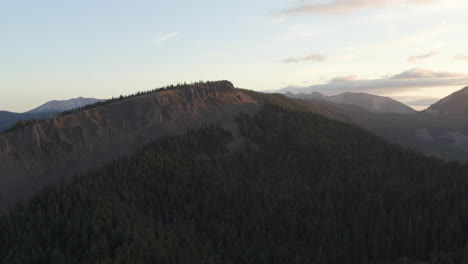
425,86,468,115
0,111,58,132
26,97,101,114
286,91,417,114
0,97,99,131
1,99,468,263
295,86,468,161
0,81,259,212
0,111,21,131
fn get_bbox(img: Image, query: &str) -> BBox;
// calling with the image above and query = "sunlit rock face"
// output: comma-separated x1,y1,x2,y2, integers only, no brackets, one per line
0,81,259,212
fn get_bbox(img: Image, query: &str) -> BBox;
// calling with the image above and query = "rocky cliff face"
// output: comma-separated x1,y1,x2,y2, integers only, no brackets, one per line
0,81,259,211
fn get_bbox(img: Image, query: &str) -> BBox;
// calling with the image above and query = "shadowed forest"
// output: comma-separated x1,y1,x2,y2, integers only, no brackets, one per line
1,105,467,264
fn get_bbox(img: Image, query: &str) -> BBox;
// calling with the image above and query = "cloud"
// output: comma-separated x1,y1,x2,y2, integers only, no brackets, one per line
279,68,468,94
391,68,463,79
283,53,326,63
283,58,299,64
393,96,440,106
330,75,359,82
407,51,438,62
279,0,437,16
153,32,180,44
453,54,468,60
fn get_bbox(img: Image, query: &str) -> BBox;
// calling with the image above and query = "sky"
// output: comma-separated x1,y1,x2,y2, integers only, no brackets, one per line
1,0,468,112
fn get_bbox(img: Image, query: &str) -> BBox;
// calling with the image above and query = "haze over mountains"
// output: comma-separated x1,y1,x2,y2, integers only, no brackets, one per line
0,97,101,132
26,97,101,114
289,86,468,161
286,91,417,114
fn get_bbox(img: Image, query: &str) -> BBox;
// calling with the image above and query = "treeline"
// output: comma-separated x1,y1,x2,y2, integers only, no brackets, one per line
1,81,230,134
3,120,39,133
58,80,231,117
1,112,58,134
1,105,468,263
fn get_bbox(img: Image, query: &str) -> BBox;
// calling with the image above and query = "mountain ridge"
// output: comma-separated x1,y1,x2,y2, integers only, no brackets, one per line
295,86,468,161
286,91,417,114
0,81,259,212
0,111,58,132
0,97,101,132
425,86,468,115
26,97,101,114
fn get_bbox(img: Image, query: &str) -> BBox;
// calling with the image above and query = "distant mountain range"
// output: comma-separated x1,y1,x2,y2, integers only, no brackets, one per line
291,86,468,161
286,91,416,114
26,97,101,114
0,97,101,132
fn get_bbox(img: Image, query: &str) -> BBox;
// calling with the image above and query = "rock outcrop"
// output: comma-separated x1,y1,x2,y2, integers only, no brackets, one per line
0,81,259,211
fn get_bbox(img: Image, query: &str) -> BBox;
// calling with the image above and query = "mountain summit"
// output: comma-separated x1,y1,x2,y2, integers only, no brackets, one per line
426,86,468,115
0,98,101,132
26,97,101,114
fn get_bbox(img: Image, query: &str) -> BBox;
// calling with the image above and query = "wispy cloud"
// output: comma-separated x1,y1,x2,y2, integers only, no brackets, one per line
453,54,468,60
391,68,459,79
283,53,326,64
279,68,468,94
393,96,440,106
330,76,360,82
408,51,438,62
279,0,437,16
153,32,180,44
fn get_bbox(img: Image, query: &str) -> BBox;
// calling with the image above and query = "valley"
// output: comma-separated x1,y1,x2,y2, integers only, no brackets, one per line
287,88,468,161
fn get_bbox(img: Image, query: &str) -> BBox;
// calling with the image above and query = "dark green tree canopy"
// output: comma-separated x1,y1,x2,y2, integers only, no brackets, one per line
1,105,468,264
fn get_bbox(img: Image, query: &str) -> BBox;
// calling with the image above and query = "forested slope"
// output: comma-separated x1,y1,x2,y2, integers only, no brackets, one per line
0,81,258,212
1,105,468,263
